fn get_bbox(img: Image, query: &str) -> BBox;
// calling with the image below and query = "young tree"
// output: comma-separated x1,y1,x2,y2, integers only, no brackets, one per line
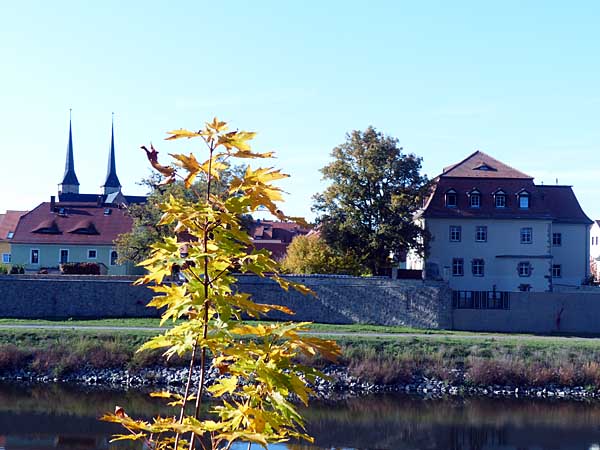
116,168,252,264
313,127,430,275
103,118,340,450
281,234,364,275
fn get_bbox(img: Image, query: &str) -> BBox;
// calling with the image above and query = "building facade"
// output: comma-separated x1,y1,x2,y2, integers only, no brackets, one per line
0,211,28,266
10,117,145,275
408,151,592,292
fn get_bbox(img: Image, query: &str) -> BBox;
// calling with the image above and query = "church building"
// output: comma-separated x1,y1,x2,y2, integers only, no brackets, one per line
10,117,146,275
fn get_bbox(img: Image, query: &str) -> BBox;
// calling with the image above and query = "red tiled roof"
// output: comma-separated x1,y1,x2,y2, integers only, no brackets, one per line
11,202,134,245
441,151,532,179
423,172,592,224
249,220,309,243
0,210,28,242
252,241,289,259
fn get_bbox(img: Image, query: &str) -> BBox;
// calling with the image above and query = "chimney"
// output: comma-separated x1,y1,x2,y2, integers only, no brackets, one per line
50,196,55,212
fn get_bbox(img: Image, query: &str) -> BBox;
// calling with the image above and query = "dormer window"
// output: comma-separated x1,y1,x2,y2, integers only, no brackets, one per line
517,190,530,209
474,163,497,172
445,189,457,208
494,190,506,208
468,189,481,208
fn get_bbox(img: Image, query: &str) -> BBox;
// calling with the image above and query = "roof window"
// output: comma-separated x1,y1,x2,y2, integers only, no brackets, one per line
68,220,99,235
517,190,530,209
474,163,497,172
445,189,457,208
32,220,61,234
468,189,481,208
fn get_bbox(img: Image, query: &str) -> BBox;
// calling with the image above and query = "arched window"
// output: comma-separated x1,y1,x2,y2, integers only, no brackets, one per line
517,190,530,209
110,250,118,266
445,189,457,208
494,189,506,208
468,189,481,208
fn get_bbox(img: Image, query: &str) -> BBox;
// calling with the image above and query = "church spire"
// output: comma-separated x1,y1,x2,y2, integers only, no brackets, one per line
102,113,122,195
59,109,80,194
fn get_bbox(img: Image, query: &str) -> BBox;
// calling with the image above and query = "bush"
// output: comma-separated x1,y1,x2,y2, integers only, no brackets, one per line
9,265,24,274
0,345,30,370
0,264,8,274
60,262,100,275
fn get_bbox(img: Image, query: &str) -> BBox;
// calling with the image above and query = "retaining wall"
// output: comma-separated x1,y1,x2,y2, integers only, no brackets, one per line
0,274,452,328
453,291,600,333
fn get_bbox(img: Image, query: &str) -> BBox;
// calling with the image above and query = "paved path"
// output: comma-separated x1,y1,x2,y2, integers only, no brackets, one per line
0,324,599,342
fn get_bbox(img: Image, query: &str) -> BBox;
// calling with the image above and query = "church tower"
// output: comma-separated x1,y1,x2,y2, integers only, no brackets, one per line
58,113,80,195
102,115,122,195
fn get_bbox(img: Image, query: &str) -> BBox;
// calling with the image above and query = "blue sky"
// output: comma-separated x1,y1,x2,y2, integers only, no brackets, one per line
1,1,599,220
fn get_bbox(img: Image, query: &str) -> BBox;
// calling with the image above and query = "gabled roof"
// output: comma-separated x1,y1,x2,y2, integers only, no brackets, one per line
441,150,533,179
11,202,134,245
0,210,28,242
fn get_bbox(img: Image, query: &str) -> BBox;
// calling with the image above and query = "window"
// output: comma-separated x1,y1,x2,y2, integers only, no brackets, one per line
475,226,487,242
59,249,69,264
520,227,532,244
30,249,39,265
449,226,462,242
469,190,481,208
494,191,506,208
88,249,97,259
472,259,485,276
6,231,14,239
2,253,10,264
518,192,530,209
452,258,464,276
518,262,531,277
110,250,118,266
552,233,562,246
445,189,457,208
552,264,562,278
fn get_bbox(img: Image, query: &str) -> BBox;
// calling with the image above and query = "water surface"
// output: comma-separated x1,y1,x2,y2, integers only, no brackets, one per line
1,382,600,449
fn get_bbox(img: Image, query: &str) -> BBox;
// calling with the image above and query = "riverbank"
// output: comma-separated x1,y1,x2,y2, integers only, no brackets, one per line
3,326,600,401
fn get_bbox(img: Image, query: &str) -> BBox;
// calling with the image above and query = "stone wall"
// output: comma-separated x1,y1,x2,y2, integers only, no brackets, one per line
0,275,157,318
453,291,600,334
235,275,453,328
0,274,452,327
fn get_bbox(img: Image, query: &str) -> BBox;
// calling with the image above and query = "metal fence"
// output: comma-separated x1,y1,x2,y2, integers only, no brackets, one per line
452,290,510,310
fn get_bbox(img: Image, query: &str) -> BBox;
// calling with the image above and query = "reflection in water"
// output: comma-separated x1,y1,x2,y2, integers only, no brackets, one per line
1,382,600,449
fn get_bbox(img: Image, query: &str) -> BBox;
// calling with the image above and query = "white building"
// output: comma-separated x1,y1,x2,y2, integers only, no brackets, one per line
408,151,592,293
590,220,600,281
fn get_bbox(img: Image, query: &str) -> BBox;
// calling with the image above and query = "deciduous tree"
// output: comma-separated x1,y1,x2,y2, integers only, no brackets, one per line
313,127,430,274
103,118,340,450
281,234,363,275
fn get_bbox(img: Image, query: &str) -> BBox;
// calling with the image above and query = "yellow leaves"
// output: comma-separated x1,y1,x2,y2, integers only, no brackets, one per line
207,375,238,397
217,130,256,152
170,153,201,188
165,128,203,140
206,117,228,133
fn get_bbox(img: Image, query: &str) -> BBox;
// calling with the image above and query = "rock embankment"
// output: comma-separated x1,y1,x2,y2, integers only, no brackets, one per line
2,365,600,401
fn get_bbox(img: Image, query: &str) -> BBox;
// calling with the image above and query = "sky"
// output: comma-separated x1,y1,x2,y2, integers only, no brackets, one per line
1,1,599,221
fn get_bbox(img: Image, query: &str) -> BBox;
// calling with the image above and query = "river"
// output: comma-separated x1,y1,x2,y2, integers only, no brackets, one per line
1,382,600,449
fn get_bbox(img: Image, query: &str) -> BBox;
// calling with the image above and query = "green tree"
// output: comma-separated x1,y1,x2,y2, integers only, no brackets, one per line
103,118,340,450
313,126,430,275
281,234,363,275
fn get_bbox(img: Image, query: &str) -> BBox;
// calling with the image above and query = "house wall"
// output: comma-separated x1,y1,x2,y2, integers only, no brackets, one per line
425,218,552,291
551,222,590,288
0,242,10,265
10,244,135,275
591,223,600,260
